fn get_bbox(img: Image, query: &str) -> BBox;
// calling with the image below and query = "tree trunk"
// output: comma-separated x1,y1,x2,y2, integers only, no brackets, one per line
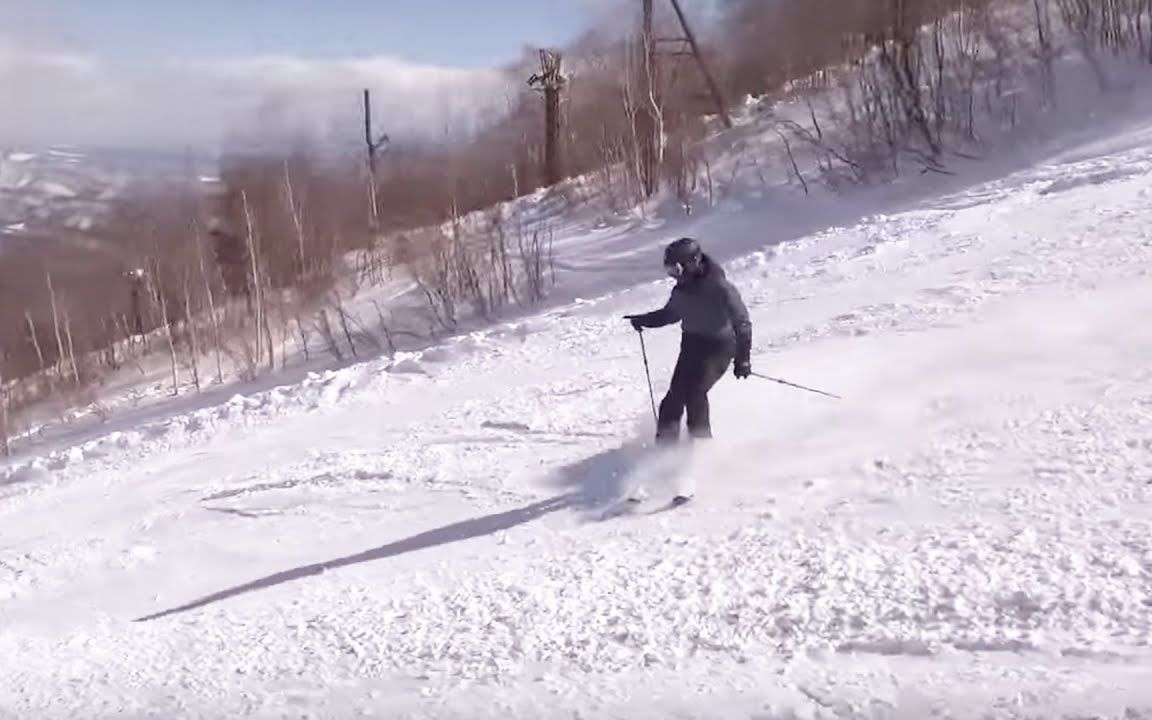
0,370,10,457
45,272,70,385
196,235,225,384
241,190,266,369
183,271,201,392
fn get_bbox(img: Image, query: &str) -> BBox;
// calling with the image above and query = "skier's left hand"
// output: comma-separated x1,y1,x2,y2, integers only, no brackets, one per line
734,360,751,379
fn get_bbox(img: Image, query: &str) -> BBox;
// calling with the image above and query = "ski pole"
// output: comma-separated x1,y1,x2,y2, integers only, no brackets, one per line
636,330,659,424
750,371,842,400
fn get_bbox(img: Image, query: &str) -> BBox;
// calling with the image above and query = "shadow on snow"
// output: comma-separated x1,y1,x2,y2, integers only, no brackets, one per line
134,438,657,622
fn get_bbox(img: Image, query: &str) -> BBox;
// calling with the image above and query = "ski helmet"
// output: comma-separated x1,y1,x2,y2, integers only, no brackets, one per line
663,237,703,277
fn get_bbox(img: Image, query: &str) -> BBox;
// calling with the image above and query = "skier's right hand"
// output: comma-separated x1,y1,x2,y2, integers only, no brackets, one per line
623,315,645,332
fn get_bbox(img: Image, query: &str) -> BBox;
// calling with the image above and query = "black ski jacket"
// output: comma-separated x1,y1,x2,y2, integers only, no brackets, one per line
631,254,752,363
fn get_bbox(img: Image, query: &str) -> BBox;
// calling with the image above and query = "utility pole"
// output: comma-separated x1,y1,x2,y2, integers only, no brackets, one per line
362,89,390,225
634,0,733,198
527,49,566,188
667,0,733,130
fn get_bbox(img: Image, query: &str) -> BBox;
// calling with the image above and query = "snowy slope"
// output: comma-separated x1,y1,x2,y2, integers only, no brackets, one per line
9,64,1150,459
2,116,1152,717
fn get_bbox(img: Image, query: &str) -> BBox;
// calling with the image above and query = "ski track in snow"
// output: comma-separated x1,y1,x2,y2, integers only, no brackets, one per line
2,134,1152,717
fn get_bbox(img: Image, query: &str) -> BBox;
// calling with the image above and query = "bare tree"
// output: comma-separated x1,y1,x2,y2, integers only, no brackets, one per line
0,369,10,457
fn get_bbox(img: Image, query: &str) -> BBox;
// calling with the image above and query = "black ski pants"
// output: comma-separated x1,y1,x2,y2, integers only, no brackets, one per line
656,333,734,442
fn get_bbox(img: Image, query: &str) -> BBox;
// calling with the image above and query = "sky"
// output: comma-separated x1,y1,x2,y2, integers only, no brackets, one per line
0,0,621,151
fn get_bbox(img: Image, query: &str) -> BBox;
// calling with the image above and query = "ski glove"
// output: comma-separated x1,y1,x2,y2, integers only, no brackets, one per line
623,315,645,332
733,360,751,379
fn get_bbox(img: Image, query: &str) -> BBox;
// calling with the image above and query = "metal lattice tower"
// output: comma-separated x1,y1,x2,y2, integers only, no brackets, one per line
528,49,567,188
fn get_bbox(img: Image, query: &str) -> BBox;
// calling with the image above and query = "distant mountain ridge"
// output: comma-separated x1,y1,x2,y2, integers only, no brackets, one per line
0,145,218,243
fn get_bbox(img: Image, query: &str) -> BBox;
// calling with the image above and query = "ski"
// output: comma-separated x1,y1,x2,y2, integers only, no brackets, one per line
646,495,692,514
599,493,692,520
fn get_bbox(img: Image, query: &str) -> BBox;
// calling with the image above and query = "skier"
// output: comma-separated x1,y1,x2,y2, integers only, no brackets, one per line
625,237,752,446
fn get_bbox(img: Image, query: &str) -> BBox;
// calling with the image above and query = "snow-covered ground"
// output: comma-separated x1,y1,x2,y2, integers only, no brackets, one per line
3,106,1152,717
0,145,213,241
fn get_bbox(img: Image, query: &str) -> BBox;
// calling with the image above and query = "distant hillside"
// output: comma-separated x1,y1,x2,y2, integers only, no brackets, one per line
0,145,216,245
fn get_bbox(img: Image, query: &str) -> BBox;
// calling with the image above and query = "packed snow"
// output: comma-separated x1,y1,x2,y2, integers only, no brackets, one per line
3,109,1152,719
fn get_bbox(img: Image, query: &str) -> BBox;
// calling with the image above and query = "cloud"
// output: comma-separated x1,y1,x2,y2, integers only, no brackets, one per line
176,55,515,147
0,23,516,151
